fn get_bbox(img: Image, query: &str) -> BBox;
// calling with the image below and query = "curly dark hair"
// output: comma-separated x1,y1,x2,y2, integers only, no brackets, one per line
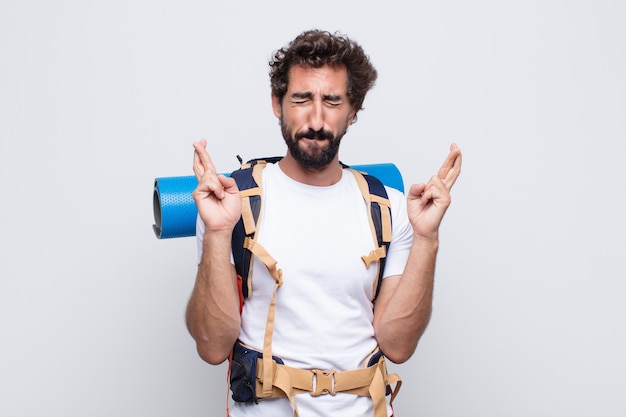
269,29,378,119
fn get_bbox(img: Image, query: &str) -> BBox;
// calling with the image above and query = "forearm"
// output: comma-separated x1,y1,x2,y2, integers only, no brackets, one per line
186,231,241,365
375,234,439,363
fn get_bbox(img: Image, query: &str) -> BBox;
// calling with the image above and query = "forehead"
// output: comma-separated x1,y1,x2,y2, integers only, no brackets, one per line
287,65,349,95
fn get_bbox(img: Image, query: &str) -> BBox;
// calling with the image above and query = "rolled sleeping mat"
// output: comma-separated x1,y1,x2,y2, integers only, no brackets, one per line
153,163,404,239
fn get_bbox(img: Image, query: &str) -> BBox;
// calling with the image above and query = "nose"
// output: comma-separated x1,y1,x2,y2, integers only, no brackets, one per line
308,100,324,132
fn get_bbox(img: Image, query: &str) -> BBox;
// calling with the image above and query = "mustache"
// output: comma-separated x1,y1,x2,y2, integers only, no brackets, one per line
295,128,334,141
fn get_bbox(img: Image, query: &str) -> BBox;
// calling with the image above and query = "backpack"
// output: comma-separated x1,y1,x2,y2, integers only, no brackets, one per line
229,157,393,305
225,157,402,416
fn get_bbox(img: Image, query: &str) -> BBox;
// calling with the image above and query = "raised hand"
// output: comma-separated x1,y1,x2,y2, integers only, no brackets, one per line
407,143,462,239
191,139,242,233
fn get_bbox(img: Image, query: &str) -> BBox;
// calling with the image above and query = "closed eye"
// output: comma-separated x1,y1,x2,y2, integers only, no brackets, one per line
323,94,342,107
291,92,312,104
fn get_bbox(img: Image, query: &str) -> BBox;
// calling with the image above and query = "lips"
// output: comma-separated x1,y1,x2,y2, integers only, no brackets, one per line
296,128,334,141
301,136,328,142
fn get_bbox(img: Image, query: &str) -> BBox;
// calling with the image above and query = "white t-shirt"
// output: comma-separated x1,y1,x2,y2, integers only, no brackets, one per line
197,163,413,417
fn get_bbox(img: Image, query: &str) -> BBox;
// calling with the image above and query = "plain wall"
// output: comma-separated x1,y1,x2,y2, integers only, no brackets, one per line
1,0,625,416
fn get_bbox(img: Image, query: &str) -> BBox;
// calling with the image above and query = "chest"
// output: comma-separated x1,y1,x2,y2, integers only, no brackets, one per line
254,175,377,292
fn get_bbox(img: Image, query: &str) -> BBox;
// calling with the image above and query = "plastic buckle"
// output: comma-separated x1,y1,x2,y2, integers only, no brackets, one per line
311,369,336,396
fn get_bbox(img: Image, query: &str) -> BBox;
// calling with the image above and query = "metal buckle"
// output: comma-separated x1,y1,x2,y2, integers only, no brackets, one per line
311,369,336,396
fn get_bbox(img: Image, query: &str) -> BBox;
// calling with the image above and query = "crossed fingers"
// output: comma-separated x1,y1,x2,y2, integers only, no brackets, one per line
411,143,462,209
192,139,225,200
437,143,462,191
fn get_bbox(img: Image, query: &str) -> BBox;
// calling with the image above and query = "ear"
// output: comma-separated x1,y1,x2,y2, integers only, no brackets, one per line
347,109,357,125
271,93,282,118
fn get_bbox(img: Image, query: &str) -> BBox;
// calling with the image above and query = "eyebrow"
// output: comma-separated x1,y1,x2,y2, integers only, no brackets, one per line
291,92,342,101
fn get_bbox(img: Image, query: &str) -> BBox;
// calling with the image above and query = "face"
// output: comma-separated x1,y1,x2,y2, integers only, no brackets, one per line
272,65,356,170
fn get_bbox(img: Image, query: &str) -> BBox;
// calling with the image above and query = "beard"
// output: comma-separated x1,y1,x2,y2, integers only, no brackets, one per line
280,121,347,170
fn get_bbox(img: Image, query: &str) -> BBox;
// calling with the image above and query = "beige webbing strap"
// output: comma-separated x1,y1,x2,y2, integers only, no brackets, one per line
264,362,301,417
255,355,401,417
387,372,402,405
238,161,266,236
371,194,392,242
240,161,269,298
243,237,282,397
348,169,392,298
239,188,259,235
349,168,373,204
251,162,265,192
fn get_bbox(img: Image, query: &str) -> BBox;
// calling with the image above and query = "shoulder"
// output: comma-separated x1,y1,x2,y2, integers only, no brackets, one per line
384,185,406,207
384,185,409,234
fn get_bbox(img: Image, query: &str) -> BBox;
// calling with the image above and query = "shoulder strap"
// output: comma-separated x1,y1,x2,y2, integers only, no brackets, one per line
231,158,278,299
346,168,393,302
231,157,285,397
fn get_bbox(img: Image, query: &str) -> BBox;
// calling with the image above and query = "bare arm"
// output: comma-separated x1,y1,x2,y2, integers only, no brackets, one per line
374,144,462,363
185,139,242,365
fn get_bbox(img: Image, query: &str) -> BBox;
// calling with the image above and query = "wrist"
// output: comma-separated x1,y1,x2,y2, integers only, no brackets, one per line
202,228,233,255
412,232,440,251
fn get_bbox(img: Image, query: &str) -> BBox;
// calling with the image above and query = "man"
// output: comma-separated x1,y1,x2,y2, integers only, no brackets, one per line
186,29,462,417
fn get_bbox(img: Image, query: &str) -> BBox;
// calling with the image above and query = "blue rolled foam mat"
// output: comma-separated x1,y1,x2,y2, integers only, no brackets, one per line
153,176,199,239
153,163,404,239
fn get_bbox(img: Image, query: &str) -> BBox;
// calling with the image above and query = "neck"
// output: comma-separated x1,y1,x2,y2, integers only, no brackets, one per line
278,153,343,186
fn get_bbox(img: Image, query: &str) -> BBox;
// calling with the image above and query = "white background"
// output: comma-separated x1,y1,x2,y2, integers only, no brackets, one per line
1,1,625,416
